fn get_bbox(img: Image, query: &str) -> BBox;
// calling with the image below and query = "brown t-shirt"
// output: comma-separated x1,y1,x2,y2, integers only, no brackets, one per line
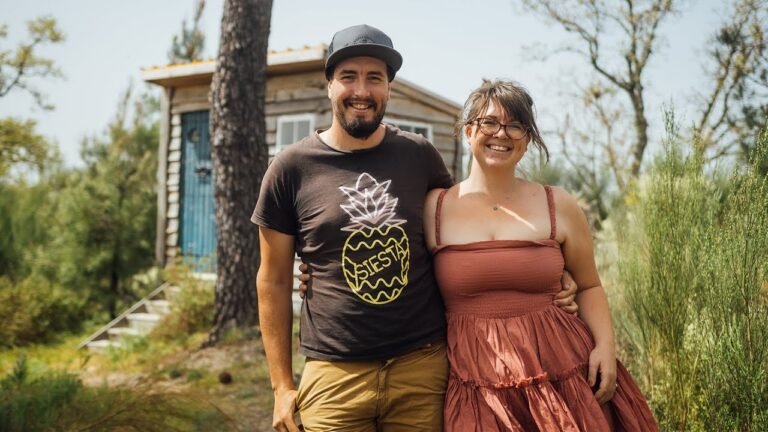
252,125,453,361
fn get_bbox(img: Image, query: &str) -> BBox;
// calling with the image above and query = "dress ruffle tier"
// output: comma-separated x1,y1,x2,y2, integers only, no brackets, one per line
444,306,658,431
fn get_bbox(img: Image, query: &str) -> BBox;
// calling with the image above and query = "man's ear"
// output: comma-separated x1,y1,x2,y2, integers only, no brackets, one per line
327,80,333,99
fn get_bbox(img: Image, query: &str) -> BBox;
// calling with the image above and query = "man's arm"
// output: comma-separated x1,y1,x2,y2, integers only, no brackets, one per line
257,226,301,432
554,271,578,314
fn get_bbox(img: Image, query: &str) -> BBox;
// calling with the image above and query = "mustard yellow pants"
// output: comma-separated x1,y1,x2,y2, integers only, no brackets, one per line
295,342,448,432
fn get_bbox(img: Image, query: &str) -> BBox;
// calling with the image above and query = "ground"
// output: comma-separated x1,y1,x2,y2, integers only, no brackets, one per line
0,329,304,432
85,336,273,430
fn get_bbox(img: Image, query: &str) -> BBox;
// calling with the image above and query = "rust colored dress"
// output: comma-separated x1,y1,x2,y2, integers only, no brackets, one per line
432,187,657,431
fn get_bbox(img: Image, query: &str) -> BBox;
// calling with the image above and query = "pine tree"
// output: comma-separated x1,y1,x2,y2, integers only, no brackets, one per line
168,0,206,64
205,0,272,345
46,88,158,318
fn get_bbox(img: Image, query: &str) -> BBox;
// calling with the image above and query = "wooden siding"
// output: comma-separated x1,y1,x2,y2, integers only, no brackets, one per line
163,112,182,263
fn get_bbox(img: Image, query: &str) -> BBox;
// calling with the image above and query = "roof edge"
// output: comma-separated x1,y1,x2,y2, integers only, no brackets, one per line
394,76,462,114
142,44,328,85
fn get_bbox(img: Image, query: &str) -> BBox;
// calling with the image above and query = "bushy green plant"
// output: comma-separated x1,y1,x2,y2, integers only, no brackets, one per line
612,119,768,430
151,264,215,341
694,131,768,430
0,181,59,281
0,275,84,347
0,354,81,432
0,354,236,431
616,116,719,430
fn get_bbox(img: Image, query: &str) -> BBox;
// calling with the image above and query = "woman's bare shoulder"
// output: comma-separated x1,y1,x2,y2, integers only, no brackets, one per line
547,185,581,212
425,187,451,217
425,187,448,204
546,185,593,243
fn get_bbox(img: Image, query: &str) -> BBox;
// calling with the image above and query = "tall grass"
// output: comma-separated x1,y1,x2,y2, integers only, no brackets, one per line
695,131,768,430
611,117,768,430
0,354,237,432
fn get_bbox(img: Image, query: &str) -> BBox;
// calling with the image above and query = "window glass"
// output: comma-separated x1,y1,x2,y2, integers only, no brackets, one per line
387,120,433,141
277,115,315,151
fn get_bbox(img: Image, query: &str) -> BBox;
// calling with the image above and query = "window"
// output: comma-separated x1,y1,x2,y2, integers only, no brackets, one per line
386,119,433,142
276,114,315,152
460,135,471,180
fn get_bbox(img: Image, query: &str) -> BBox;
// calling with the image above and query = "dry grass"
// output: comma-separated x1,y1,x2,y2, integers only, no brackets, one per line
0,326,302,431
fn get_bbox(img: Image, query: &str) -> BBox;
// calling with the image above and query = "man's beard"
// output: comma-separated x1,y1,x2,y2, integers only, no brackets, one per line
335,98,386,139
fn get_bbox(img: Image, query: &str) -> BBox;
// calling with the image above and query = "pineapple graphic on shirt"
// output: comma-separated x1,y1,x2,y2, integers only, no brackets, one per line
339,173,410,305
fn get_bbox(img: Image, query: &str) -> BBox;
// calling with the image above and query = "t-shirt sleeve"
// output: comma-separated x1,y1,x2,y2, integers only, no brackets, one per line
423,140,454,189
251,157,298,235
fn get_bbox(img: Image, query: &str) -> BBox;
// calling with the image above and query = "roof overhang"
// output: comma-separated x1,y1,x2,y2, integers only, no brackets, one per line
142,45,327,87
393,77,462,116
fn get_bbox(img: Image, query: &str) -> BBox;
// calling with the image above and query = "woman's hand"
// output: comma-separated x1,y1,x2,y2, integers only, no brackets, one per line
588,343,617,404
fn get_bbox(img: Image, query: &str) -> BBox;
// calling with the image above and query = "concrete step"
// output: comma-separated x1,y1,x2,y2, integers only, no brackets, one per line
86,339,122,353
192,272,216,281
107,326,142,342
164,285,182,301
78,282,173,352
127,312,162,332
146,299,171,315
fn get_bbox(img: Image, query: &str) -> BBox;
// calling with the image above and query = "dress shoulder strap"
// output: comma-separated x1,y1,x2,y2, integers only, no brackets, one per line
435,188,450,246
544,185,557,240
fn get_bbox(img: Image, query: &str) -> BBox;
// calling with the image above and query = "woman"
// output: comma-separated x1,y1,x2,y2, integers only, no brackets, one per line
424,80,657,431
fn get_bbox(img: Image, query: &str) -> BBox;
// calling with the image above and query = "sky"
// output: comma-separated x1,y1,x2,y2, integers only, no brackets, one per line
1,0,724,167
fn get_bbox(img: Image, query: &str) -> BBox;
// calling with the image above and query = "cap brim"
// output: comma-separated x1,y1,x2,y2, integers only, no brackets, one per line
325,44,403,79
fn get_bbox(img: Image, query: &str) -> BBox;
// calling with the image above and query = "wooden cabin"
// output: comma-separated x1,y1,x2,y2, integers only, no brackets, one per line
142,45,464,271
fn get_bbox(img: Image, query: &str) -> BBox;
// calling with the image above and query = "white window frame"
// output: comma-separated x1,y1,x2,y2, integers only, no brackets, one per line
460,134,472,180
384,118,434,142
276,114,315,152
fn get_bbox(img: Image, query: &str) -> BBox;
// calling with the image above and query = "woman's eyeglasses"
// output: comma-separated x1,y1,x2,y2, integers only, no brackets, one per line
472,118,528,140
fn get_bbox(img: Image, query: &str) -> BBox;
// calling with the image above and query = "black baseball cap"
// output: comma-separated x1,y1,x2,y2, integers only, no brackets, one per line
325,24,403,81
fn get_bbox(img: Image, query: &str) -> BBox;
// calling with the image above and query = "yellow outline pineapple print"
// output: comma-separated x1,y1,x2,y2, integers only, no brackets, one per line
340,173,410,305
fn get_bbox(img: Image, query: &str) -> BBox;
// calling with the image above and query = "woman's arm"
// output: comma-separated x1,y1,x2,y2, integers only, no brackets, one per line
555,187,617,404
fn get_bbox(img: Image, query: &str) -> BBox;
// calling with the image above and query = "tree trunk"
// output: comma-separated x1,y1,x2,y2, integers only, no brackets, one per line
629,86,649,178
205,0,272,347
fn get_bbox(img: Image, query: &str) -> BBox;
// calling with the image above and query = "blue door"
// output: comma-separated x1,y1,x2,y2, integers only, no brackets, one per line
180,111,216,272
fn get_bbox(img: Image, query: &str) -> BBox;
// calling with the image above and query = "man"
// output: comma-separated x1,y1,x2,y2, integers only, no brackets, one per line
253,24,576,432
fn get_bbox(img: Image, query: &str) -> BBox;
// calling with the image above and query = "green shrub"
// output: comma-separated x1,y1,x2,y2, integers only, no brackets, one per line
612,119,768,430
186,368,204,382
694,131,768,430
0,275,84,347
168,367,184,379
0,355,81,432
151,265,215,341
0,354,236,432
